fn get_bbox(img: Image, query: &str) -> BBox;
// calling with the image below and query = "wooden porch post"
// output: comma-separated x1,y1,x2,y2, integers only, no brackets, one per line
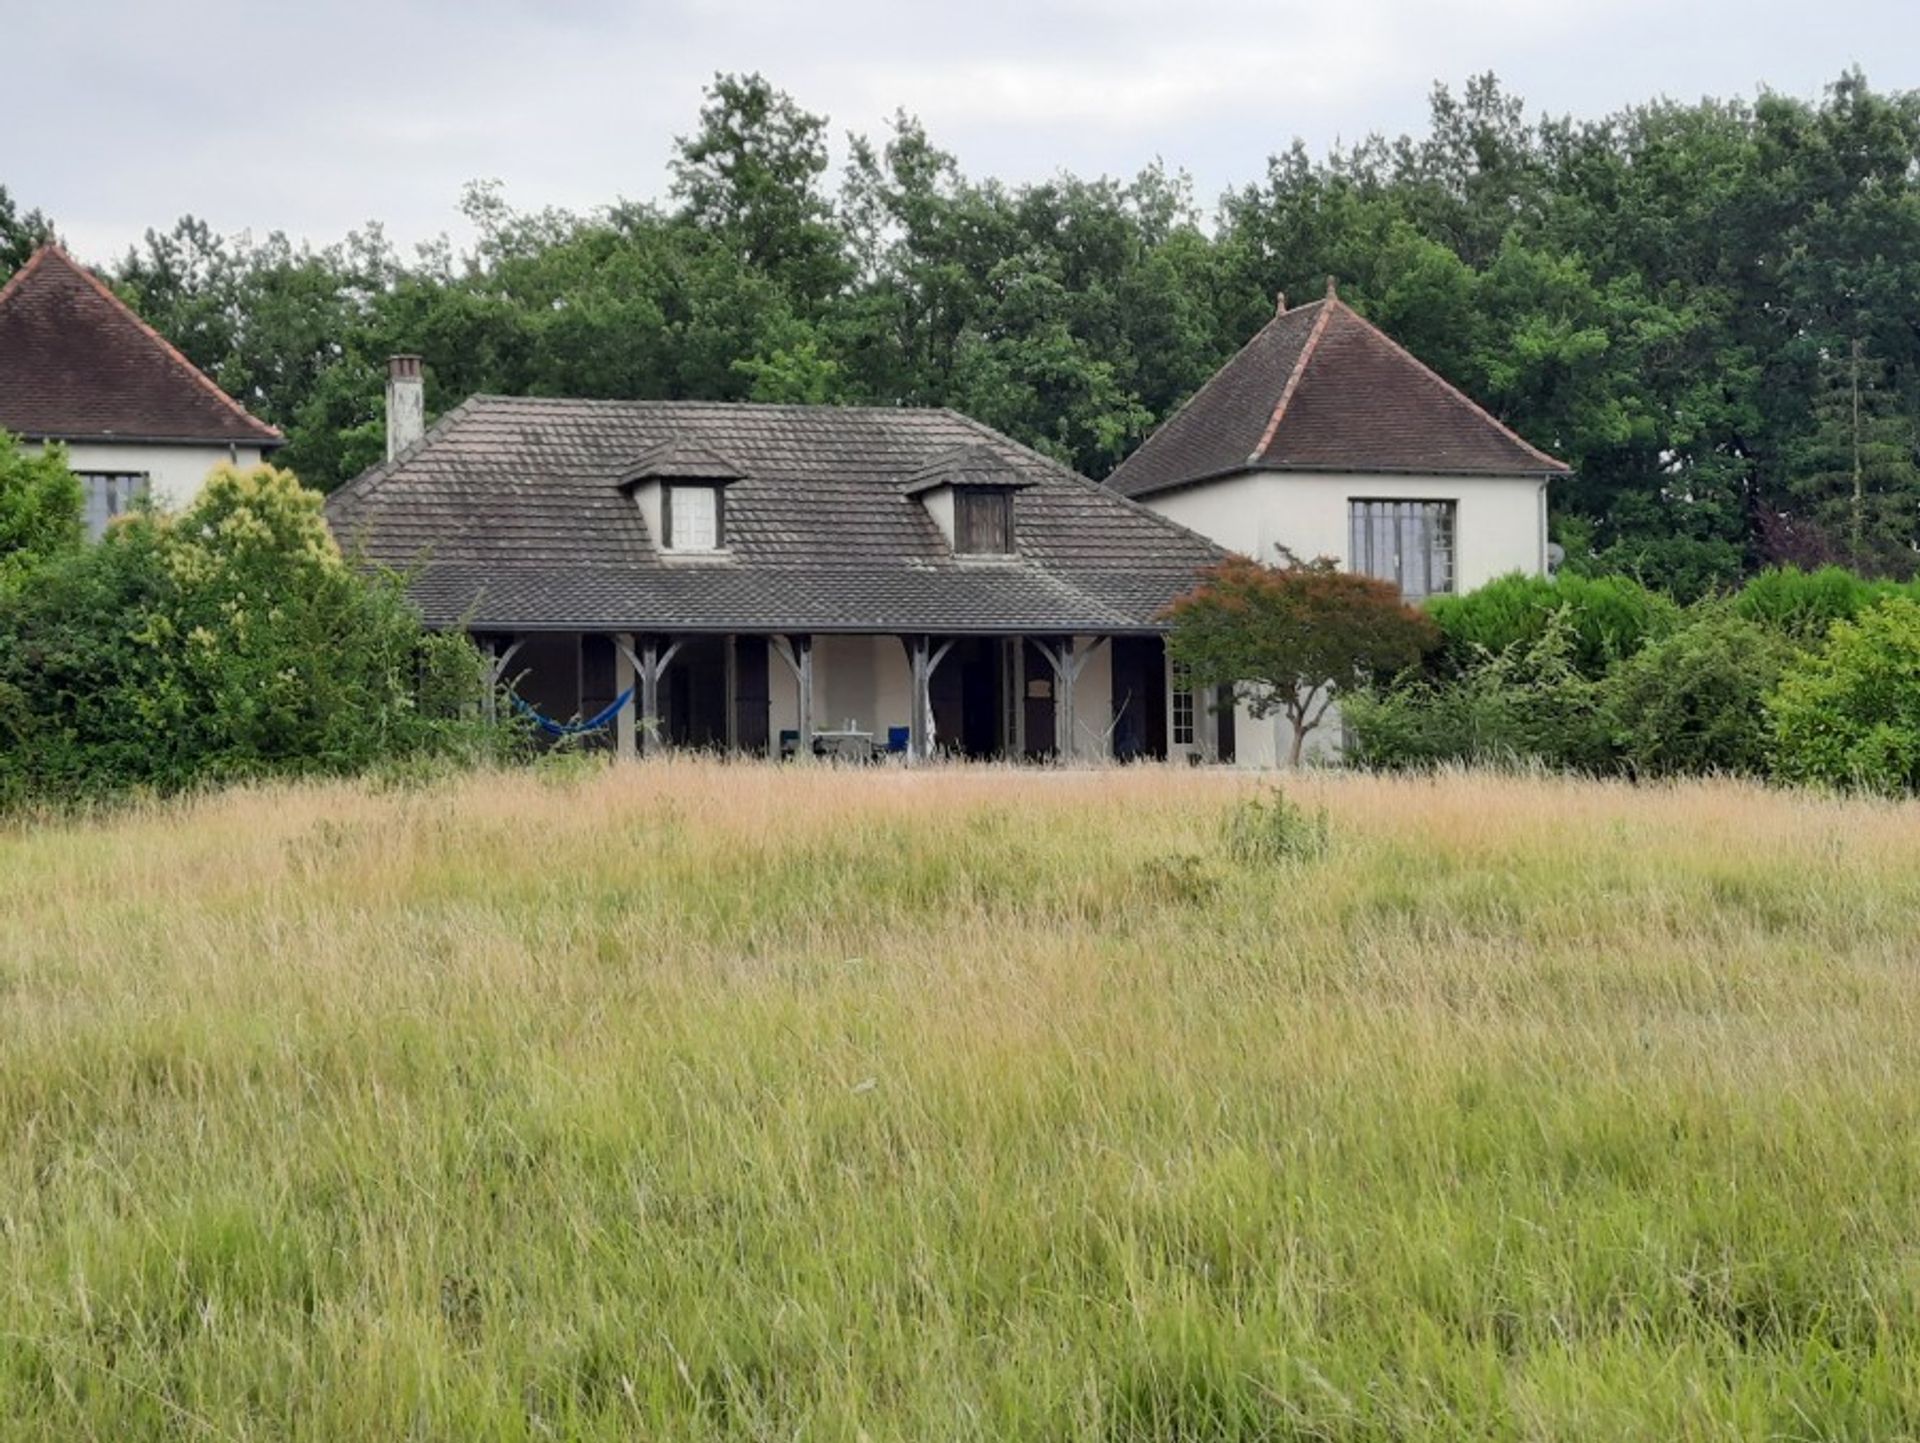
484,636,526,727
1031,636,1108,762
900,635,957,764
614,631,637,760
724,633,740,754
612,635,684,757
770,635,816,759
795,635,814,755
638,637,661,756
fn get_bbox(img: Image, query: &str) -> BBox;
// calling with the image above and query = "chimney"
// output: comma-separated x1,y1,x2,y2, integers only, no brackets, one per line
1274,290,1288,316
385,354,425,459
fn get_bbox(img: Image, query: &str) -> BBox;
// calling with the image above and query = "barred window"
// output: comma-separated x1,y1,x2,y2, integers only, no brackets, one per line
79,473,149,540
1348,499,1456,600
1171,661,1195,746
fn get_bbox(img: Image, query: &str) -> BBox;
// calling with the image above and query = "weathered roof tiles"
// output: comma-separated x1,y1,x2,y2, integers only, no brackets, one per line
325,395,1225,633
1104,294,1569,499
0,245,282,447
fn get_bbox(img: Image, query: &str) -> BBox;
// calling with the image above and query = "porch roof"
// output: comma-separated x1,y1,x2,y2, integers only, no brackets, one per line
326,396,1224,633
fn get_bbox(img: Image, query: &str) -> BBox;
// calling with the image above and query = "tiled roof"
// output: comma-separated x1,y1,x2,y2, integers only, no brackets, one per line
899,443,1034,496
1105,295,1569,498
325,397,1225,633
0,245,282,447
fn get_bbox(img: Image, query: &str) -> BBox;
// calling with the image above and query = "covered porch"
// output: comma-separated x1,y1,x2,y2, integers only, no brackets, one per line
477,629,1230,765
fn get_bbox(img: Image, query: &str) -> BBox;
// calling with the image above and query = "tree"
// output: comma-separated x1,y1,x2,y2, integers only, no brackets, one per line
671,73,850,307
1165,552,1439,765
0,433,83,586
1786,338,1920,573
0,185,52,278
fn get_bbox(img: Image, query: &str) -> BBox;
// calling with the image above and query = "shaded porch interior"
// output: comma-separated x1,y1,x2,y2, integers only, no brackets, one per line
484,630,1230,764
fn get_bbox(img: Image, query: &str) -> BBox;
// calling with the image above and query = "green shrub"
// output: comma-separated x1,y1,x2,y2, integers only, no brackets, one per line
1425,571,1680,676
0,463,495,805
0,431,83,587
1602,609,1796,778
1221,788,1330,864
1767,598,1920,793
1732,566,1913,642
1344,610,1616,773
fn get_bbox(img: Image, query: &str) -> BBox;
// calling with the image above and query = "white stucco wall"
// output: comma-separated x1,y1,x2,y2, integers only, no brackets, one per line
46,440,267,513
1146,469,1548,590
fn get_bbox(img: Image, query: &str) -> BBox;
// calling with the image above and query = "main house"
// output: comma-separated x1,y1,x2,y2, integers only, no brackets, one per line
329,287,1569,768
325,372,1227,764
0,244,283,536
1109,284,1572,764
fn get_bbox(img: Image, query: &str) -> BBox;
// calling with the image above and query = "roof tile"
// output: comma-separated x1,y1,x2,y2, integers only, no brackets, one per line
0,246,282,446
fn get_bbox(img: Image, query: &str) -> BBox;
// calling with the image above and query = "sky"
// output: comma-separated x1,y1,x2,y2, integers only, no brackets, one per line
8,0,1919,266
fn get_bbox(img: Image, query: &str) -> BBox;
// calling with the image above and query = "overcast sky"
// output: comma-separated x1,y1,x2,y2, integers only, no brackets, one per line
9,0,1918,266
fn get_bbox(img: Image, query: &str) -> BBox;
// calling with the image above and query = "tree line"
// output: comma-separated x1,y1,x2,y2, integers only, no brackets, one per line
6,69,1920,598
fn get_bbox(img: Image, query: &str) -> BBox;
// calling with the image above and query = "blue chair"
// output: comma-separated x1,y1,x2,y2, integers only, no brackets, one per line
779,728,800,759
885,726,911,754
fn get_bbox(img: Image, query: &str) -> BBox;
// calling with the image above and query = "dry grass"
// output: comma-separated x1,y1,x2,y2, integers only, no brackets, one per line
3,760,1920,1439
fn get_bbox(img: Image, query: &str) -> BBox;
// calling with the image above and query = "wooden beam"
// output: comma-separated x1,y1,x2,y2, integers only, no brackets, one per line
1031,636,1109,762
483,636,526,727
614,631,637,760
905,635,928,763
638,636,661,756
795,635,814,756
724,633,740,755
613,635,686,757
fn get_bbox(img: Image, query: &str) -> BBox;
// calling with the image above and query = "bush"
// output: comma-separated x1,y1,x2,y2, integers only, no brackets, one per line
1767,598,1920,793
1344,610,1616,772
1221,788,1330,864
1732,566,1914,642
0,431,83,586
0,463,494,805
1602,609,1796,778
1425,571,1680,676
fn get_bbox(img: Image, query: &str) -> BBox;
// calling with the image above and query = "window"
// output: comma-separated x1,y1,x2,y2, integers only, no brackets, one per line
1170,662,1196,746
79,473,150,540
954,486,1013,554
663,484,722,551
1348,499,1455,600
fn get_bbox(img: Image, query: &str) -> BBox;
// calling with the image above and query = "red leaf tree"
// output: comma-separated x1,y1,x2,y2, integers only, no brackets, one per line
1164,552,1439,765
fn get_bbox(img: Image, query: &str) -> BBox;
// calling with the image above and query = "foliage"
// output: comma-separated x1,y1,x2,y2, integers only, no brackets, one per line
0,183,53,277
0,462,493,805
1424,570,1680,675
1221,786,1330,864
1343,609,1614,772
1767,598,1920,793
1602,608,1797,778
1165,553,1439,765
0,432,83,586
1732,564,1916,641
23,70,1920,588
1786,340,1920,574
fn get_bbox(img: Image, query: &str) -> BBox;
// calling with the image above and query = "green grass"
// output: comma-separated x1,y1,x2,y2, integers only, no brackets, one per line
3,761,1920,1439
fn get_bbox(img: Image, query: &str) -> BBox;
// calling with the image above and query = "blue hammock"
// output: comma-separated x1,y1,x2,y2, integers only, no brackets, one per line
509,686,634,738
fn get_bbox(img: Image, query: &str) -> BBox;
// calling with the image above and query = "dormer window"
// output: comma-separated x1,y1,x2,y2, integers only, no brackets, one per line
899,443,1033,557
615,438,745,557
954,486,1012,554
664,483,723,551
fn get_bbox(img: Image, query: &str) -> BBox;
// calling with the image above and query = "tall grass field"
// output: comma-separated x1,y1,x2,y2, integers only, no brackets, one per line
3,762,1919,1439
